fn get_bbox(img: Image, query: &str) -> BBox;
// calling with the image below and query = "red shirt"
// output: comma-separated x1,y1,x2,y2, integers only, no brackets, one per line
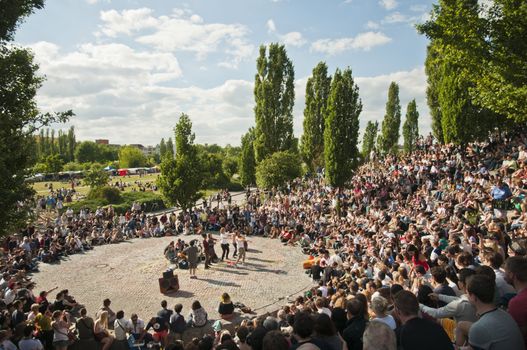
508,288,527,348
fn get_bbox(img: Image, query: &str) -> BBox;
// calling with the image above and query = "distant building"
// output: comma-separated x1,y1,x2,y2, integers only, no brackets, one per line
95,139,109,144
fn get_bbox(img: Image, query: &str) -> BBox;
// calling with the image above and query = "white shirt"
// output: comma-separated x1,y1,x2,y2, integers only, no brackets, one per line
4,288,16,305
220,232,231,245
129,319,145,334
373,315,396,330
317,307,332,317
114,318,130,341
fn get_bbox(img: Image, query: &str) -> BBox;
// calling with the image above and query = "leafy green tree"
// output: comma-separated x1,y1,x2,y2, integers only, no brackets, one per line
0,0,72,236
84,164,109,189
424,44,444,143
159,138,167,159
300,62,331,172
165,137,174,158
74,141,100,163
67,126,76,162
378,82,401,154
43,154,64,173
239,129,256,186
418,0,507,144
199,152,230,189
361,121,378,159
253,43,296,162
157,114,203,211
222,156,238,179
255,151,301,189
324,68,362,187
402,100,420,153
119,145,147,168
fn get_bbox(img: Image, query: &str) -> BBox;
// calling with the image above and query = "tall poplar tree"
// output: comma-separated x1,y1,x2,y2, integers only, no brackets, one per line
378,82,401,154
239,128,256,187
402,99,419,153
253,43,296,162
425,44,444,143
159,138,167,159
300,62,331,171
361,121,378,159
165,137,174,158
324,68,362,188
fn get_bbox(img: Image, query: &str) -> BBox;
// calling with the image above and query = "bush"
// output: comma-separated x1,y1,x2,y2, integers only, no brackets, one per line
87,186,122,203
256,151,301,189
65,191,166,214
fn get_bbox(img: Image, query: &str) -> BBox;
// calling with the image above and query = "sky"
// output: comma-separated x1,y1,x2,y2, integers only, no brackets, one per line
15,0,437,147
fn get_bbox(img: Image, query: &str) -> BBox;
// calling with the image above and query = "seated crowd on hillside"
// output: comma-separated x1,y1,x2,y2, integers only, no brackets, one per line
1,130,527,349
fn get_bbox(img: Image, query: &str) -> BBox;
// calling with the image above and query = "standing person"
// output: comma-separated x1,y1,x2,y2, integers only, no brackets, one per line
219,228,231,261
235,232,247,266
202,234,211,269
184,240,199,279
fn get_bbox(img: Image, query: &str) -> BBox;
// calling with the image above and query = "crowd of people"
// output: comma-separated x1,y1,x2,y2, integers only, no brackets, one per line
0,129,526,349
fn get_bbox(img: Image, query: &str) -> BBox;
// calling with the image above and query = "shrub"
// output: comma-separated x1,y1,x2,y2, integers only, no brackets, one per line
87,186,122,204
256,151,301,189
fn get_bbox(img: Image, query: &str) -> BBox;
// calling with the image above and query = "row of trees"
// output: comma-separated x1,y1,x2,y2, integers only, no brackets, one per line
239,45,422,189
418,0,526,144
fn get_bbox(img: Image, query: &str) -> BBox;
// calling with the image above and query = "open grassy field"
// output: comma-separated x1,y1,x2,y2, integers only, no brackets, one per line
32,173,161,196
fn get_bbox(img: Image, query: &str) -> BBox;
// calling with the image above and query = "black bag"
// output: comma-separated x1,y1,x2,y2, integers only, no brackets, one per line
178,260,189,269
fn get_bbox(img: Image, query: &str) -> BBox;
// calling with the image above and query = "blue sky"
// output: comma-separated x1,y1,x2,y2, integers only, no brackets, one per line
16,0,437,146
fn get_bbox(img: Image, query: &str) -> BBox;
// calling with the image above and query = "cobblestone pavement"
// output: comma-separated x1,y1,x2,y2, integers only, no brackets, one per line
32,234,313,325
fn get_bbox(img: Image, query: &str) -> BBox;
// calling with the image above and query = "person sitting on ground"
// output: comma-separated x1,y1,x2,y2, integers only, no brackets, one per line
169,303,186,341
218,293,235,320
76,308,95,341
393,290,453,350
188,300,208,328
362,321,396,350
146,315,169,347
18,324,43,350
462,274,524,350
94,310,114,350
129,313,153,345
114,310,130,342
370,296,396,330
96,298,116,328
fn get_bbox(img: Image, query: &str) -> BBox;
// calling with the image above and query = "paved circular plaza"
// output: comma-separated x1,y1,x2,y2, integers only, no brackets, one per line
32,234,312,322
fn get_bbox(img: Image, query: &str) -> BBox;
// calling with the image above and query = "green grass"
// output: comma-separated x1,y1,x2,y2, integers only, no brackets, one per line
32,173,161,196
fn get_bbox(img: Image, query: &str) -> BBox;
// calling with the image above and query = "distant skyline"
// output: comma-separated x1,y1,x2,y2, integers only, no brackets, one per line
16,0,438,146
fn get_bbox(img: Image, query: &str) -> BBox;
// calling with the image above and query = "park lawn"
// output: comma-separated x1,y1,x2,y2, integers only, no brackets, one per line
32,173,161,196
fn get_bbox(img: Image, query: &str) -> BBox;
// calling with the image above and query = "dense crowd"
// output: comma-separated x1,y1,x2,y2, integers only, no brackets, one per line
1,130,527,350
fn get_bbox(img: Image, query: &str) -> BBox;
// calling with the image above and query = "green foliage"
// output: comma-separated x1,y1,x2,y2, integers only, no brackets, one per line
83,165,109,189
361,121,378,159
239,129,256,186
0,1,72,236
87,186,122,203
324,67,362,187
425,44,445,143
66,191,165,214
418,0,520,144
300,62,332,172
165,138,174,158
157,114,203,211
43,153,64,173
222,156,238,179
255,151,301,189
34,126,76,163
119,145,147,168
74,141,117,163
253,43,296,162
378,82,401,154
402,100,419,153
0,0,44,42
199,151,230,189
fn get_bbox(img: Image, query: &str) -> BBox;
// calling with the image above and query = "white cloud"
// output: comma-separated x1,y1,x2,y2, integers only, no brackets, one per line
343,0,353,3
97,7,254,68
86,0,110,4
366,20,380,29
29,40,255,146
266,20,306,47
311,31,391,55
382,11,428,25
280,31,306,47
379,0,398,10
267,19,276,33
355,66,430,136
